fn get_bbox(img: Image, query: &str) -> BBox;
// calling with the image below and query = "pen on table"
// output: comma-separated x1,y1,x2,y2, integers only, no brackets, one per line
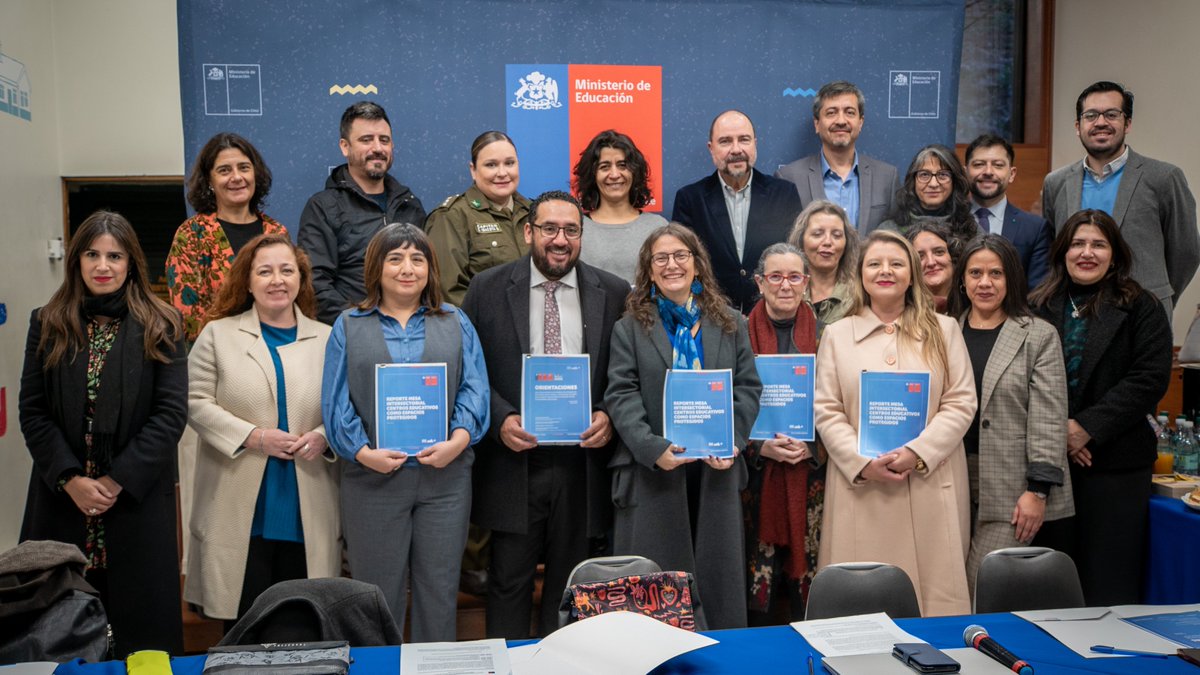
1090,645,1170,658
808,651,815,675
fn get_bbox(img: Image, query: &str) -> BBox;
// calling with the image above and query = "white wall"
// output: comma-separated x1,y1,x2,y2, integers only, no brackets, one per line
53,0,182,176
0,0,182,550
1052,0,1200,343
0,0,67,550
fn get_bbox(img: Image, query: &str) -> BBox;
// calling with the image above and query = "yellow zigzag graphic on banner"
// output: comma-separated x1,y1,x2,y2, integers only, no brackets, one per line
329,84,378,95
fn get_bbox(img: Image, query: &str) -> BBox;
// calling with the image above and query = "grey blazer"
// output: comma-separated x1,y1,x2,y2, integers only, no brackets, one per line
958,314,1073,522
604,307,761,629
775,152,900,233
1042,149,1198,305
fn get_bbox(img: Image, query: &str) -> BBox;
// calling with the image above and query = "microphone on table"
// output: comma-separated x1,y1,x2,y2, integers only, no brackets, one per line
963,624,1034,675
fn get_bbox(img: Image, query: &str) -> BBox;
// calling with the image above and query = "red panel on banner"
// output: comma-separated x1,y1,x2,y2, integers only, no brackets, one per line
567,64,663,212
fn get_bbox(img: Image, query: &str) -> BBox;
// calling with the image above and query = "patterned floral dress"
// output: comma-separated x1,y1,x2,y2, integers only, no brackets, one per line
79,317,122,570
165,212,286,341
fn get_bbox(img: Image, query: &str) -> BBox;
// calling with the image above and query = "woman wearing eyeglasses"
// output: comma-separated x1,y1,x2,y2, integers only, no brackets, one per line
605,223,761,629
880,144,979,245
742,242,824,622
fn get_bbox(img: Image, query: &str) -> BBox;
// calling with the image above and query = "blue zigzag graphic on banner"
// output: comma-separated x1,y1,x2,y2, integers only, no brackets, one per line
329,84,378,95
781,87,817,97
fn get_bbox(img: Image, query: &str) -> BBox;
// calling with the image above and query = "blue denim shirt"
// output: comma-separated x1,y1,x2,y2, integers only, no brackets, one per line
321,304,490,461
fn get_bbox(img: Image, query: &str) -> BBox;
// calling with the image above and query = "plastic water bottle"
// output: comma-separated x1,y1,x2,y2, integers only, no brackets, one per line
1174,421,1199,476
1155,413,1174,474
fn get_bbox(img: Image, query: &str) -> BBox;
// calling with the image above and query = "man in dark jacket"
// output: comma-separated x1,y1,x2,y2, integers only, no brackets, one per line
298,101,426,324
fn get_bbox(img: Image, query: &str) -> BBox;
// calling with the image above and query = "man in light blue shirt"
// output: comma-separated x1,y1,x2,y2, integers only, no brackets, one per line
776,81,899,233
1043,81,1198,316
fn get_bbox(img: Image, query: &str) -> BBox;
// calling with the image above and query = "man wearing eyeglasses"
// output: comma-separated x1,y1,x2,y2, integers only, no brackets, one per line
1043,80,1197,317
673,109,803,314
461,190,630,639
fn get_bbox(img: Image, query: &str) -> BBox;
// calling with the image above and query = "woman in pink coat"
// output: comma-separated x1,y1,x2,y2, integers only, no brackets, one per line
814,229,977,616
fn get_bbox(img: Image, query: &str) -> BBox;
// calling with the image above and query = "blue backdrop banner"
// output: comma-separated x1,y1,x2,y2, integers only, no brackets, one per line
178,0,964,230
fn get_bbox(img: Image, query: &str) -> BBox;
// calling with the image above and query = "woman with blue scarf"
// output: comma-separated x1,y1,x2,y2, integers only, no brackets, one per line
605,223,762,629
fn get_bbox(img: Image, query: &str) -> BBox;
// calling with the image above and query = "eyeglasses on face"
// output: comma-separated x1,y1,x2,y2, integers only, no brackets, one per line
1080,109,1125,123
760,272,809,286
651,250,693,267
915,170,953,184
530,223,583,239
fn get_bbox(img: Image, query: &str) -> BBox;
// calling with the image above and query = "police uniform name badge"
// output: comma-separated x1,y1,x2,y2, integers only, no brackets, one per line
521,354,592,444
857,371,930,458
375,363,448,456
663,369,735,459
475,223,502,234
750,354,816,441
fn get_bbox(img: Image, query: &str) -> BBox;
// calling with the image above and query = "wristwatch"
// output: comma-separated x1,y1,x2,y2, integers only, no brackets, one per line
1031,490,1048,500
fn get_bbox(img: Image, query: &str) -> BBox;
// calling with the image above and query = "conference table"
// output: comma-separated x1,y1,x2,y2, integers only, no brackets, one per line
56,609,1198,674
1145,494,1200,604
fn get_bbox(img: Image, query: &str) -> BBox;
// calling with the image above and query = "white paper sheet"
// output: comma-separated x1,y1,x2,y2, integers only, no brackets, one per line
512,611,717,675
400,638,512,675
1014,602,1200,658
790,612,924,657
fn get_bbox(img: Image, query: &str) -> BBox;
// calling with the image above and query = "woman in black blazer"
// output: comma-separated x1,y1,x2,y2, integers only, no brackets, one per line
19,210,187,656
1030,209,1172,606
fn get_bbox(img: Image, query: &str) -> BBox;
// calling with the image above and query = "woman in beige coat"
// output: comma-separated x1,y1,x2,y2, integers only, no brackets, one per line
814,229,977,616
185,233,340,622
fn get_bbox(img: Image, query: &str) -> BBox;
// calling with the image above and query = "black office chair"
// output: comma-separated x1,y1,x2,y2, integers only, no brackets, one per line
973,546,1084,613
219,577,402,646
804,562,922,620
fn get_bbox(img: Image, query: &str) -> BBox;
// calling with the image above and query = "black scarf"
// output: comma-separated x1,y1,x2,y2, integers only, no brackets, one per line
63,291,134,472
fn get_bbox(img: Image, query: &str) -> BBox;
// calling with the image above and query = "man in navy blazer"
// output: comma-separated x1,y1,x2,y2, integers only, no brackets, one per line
775,81,899,233
672,110,802,313
966,133,1053,289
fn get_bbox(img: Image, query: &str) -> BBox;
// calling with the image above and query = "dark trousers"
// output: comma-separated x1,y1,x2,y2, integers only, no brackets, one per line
1066,464,1153,606
486,448,588,639
223,536,308,632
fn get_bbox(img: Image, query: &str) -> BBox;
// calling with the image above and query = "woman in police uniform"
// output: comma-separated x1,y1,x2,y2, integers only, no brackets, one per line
425,131,532,305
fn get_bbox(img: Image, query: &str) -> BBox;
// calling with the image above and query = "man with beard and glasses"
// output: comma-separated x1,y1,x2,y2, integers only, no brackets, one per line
965,133,1053,288
299,101,427,323
673,110,802,313
776,81,899,234
461,190,629,638
1043,81,1197,318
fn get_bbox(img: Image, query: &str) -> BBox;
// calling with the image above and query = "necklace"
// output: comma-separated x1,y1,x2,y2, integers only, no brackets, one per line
1068,293,1083,319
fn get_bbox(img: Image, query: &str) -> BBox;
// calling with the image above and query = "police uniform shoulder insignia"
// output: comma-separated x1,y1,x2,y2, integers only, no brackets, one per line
438,193,461,209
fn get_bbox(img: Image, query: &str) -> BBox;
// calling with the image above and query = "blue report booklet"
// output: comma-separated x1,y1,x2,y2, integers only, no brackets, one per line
521,354,592,444
858,371,931,458
663,369,735,459
1122,610,1200,648
374,363,448,453
750,354,816,442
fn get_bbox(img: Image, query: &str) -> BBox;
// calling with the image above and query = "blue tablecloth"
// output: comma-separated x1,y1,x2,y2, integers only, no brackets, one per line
56,610,1197,674
1145,494,1200,604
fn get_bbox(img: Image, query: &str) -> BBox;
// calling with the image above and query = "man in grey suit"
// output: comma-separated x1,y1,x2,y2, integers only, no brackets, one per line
775,81,899,233
461,190,630,639
1043,81,1198,316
